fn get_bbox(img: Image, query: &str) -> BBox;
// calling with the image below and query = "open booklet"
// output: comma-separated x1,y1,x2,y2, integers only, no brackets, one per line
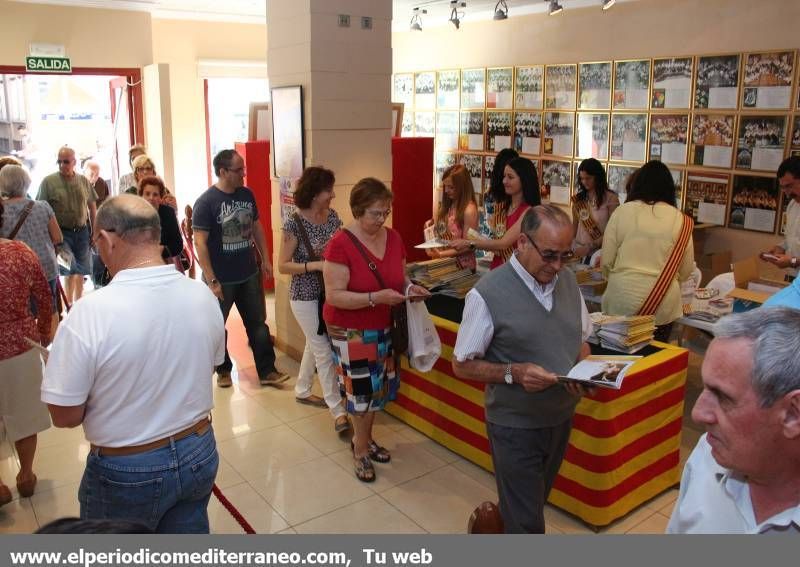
557,355,642,390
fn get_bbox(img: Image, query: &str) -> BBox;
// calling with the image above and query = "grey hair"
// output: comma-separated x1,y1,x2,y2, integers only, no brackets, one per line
713,307,800,407
84,160,100,171
520,203,572,235
96,195,161,244
0,164,32,198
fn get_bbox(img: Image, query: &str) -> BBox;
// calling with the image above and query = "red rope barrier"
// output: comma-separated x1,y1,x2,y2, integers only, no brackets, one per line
212,483,256,534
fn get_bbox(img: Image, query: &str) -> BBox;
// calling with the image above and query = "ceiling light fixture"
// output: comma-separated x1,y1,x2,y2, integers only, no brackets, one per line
548,1,564,16
410,7,426,31
602,0,616,10
493,0,509,20
449,1,467,30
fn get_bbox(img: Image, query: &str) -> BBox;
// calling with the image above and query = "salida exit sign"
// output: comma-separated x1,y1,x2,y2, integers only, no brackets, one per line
25,56,72,73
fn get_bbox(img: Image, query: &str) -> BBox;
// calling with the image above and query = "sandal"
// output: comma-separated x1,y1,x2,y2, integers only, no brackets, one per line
351,439,391,463
353,455,375,483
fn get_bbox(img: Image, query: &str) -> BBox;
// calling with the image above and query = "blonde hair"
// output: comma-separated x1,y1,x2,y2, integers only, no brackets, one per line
435,164,476,232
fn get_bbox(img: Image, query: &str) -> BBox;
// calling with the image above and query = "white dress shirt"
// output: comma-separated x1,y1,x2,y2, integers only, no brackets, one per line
454,254,593,362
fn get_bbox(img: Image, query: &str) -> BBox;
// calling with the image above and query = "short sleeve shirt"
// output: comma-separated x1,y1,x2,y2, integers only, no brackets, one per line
37,172,97,229
192,186,259,284
283,210,341,301
0,199,58,281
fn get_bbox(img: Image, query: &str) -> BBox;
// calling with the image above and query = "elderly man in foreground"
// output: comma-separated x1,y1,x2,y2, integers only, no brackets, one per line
41,195,225,533
667,307,800,534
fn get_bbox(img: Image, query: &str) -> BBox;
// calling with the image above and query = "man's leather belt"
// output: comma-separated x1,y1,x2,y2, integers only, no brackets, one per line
59,225,87,232
90,418,211,457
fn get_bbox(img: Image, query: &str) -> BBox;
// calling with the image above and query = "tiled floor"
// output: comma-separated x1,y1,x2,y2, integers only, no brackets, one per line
0,294,705,534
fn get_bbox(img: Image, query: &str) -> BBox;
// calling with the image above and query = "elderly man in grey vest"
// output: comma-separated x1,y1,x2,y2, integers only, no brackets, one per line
453,204,593,534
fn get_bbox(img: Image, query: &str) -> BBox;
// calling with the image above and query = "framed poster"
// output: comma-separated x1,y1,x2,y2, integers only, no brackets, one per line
735,115,788,172
514,65,544,109
458,153,484,195
401,111,414,137
459,111,485,151
270,85,304,179
684,171,730,225
483,155,496,192
651,57,693,109
607,164,639,203
414,111,435,137
742,50,796,110
690,114,736,168
672,168,685,208
611,113,648,162
543,111,575,158
575,112,610,160
541,160,573,205
545,64,577,110
791,115,800,154
729,174,779,232
513,111,542,155
393,73,414,107
436,111,459,151
578,61,612,110
694,54,741,109
434,152,457,199
649,114,689,165
414,71,436,109
461,68,486,109
486,111,513,152
391,103,404,137
487,67,514,109
779,191,791,235
613,59,650,110
436,70,460,109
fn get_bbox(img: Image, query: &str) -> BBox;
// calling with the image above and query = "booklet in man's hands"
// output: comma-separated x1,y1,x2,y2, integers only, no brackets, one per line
557,355,641,390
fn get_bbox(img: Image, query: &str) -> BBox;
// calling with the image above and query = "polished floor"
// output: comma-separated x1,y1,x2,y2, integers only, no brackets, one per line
0,294,704,534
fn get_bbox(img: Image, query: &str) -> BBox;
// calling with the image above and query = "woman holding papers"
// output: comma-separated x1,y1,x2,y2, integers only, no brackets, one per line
424,164,478,269
571,158,619,263
601,161,695,342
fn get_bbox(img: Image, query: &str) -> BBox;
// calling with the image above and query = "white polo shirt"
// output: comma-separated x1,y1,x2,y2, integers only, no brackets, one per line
42,265,225,447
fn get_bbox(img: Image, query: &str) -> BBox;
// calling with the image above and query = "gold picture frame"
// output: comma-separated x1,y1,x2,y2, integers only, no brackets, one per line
392,103,404,137
578,61,612,111
575,112,610,161
514,65,544,110
689,113,737,169
545,64,577,110
651,56,694,110
741,50,797,111
694,53,742,110
613,58,651,110
648,113,689,166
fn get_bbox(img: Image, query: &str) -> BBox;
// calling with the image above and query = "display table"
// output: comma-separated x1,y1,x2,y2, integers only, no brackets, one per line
386,314,689,528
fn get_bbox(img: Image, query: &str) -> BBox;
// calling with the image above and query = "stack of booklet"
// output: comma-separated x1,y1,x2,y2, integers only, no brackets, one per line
588,313,656,353
407,258,480,299
574,267,607,296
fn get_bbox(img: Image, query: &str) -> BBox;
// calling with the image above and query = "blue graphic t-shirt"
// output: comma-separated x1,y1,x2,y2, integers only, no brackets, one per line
193,186,260,284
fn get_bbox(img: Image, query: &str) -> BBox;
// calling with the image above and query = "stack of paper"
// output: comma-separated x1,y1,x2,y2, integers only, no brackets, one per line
407,258,480,299
590,314,656,353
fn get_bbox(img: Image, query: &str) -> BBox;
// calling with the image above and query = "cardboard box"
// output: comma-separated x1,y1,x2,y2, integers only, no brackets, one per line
727,256,788,312
698,250,732,286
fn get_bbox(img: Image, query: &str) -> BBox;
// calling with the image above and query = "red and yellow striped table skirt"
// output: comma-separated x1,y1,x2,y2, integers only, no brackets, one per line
386,315,689,528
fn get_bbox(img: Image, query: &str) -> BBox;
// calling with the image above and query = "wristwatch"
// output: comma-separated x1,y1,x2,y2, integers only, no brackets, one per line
503,363,513,385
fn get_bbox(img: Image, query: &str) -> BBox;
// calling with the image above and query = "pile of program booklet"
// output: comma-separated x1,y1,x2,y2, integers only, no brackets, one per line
588,313,656,353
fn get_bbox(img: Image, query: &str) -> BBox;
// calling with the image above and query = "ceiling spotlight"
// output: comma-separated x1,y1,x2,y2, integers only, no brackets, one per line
548,1,564,15
449,1,466,30
493,0,509,20
602,0,616,9
410,7,426,31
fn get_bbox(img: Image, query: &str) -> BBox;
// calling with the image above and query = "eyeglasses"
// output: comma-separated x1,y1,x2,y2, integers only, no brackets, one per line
365,209,391,220
135,166,154,173
524,233,575,263
92,228,115,245
56,159,73,165
225,167,246,174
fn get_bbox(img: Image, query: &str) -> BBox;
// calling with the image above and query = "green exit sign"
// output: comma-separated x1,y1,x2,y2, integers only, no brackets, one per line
25,56,72,73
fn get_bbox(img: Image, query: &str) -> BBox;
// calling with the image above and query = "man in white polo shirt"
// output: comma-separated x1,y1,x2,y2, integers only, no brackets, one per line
42,195,225,534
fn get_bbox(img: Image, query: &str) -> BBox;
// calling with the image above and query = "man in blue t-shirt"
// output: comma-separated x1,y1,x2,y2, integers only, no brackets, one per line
193,149,289,388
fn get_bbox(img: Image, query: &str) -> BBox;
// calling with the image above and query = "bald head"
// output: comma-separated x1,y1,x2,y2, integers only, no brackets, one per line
57,146,76,177
96,194,161,245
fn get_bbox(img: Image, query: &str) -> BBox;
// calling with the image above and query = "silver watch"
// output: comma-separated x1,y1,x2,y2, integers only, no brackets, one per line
503,363,513,385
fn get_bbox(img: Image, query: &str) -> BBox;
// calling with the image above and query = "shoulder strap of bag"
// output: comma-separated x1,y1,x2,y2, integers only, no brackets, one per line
343,229,387,289
571,195,603,242
637,213,694,316
8,201,35,240
293,212,319,261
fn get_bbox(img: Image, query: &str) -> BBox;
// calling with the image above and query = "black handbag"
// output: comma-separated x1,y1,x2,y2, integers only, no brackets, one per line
293,213,327,336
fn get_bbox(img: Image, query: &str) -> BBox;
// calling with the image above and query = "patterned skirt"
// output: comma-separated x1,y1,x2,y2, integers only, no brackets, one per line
328,324,399,414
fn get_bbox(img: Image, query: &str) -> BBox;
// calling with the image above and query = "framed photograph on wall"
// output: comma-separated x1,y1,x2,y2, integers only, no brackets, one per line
513,111,542,155
461,68,486,109
459,111,485,151
541,159,573,205
575,113,610,160
742,50,796,110
791,115,800,154
690,114,736,168
729,174,779,232
610,113,648,162
414,111,435,137
779,191,791,235
672,168,685,207
684,171,730,225
435,152,457,195
578,61,612,110
270,85,304,179
649,114,689,165
436,111,459,151
401,111,414,137
651,57,693,109
543,111,575,158
248,102,270,141
483,155,496,192
458,153,484,195
487,67,514,109
393,73,414,107
437,70,460,109
486,111,513,152
514,65,544,109
607,163,639,203
545,64,577,110
694,54,741,109
613,59,650,110
735,115,788,172
391,103,404,137
414,71,436,110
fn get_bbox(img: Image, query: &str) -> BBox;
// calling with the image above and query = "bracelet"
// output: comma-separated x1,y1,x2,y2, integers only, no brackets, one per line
368,292,375,308
304,262,308,273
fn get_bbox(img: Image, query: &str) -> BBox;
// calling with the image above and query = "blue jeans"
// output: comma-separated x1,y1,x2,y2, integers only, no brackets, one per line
217,271,277,378
78,424,219,534
59,225,92,276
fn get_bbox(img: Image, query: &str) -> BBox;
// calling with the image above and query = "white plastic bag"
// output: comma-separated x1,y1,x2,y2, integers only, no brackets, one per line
406,299,441,372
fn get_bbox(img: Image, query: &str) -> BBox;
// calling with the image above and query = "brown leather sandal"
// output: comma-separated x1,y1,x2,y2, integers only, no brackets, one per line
353,455,375,483
367,441,391,463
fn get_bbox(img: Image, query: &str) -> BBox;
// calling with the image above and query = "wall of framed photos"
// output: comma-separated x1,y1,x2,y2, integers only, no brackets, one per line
393,48,800,238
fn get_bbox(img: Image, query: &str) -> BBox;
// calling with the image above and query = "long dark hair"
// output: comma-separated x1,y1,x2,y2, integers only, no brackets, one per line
505,157,541,208
576,158,611,206
486,148,519,205
629,161,677,207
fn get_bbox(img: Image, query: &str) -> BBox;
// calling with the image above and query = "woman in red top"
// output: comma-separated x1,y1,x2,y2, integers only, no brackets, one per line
323,178,430,483
449,157,541,268
0,201,53,507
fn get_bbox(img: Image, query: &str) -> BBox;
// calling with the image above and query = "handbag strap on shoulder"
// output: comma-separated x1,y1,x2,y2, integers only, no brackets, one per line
8,200,34,240
343,229,386,289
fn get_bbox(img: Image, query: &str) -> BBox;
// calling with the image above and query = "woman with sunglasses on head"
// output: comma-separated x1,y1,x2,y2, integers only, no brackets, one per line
450,156,541,269
424,164,478,269
128,155,178,210
571,158,619,264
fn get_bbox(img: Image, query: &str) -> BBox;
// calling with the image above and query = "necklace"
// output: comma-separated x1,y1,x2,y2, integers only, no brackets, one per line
126,258,160,270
